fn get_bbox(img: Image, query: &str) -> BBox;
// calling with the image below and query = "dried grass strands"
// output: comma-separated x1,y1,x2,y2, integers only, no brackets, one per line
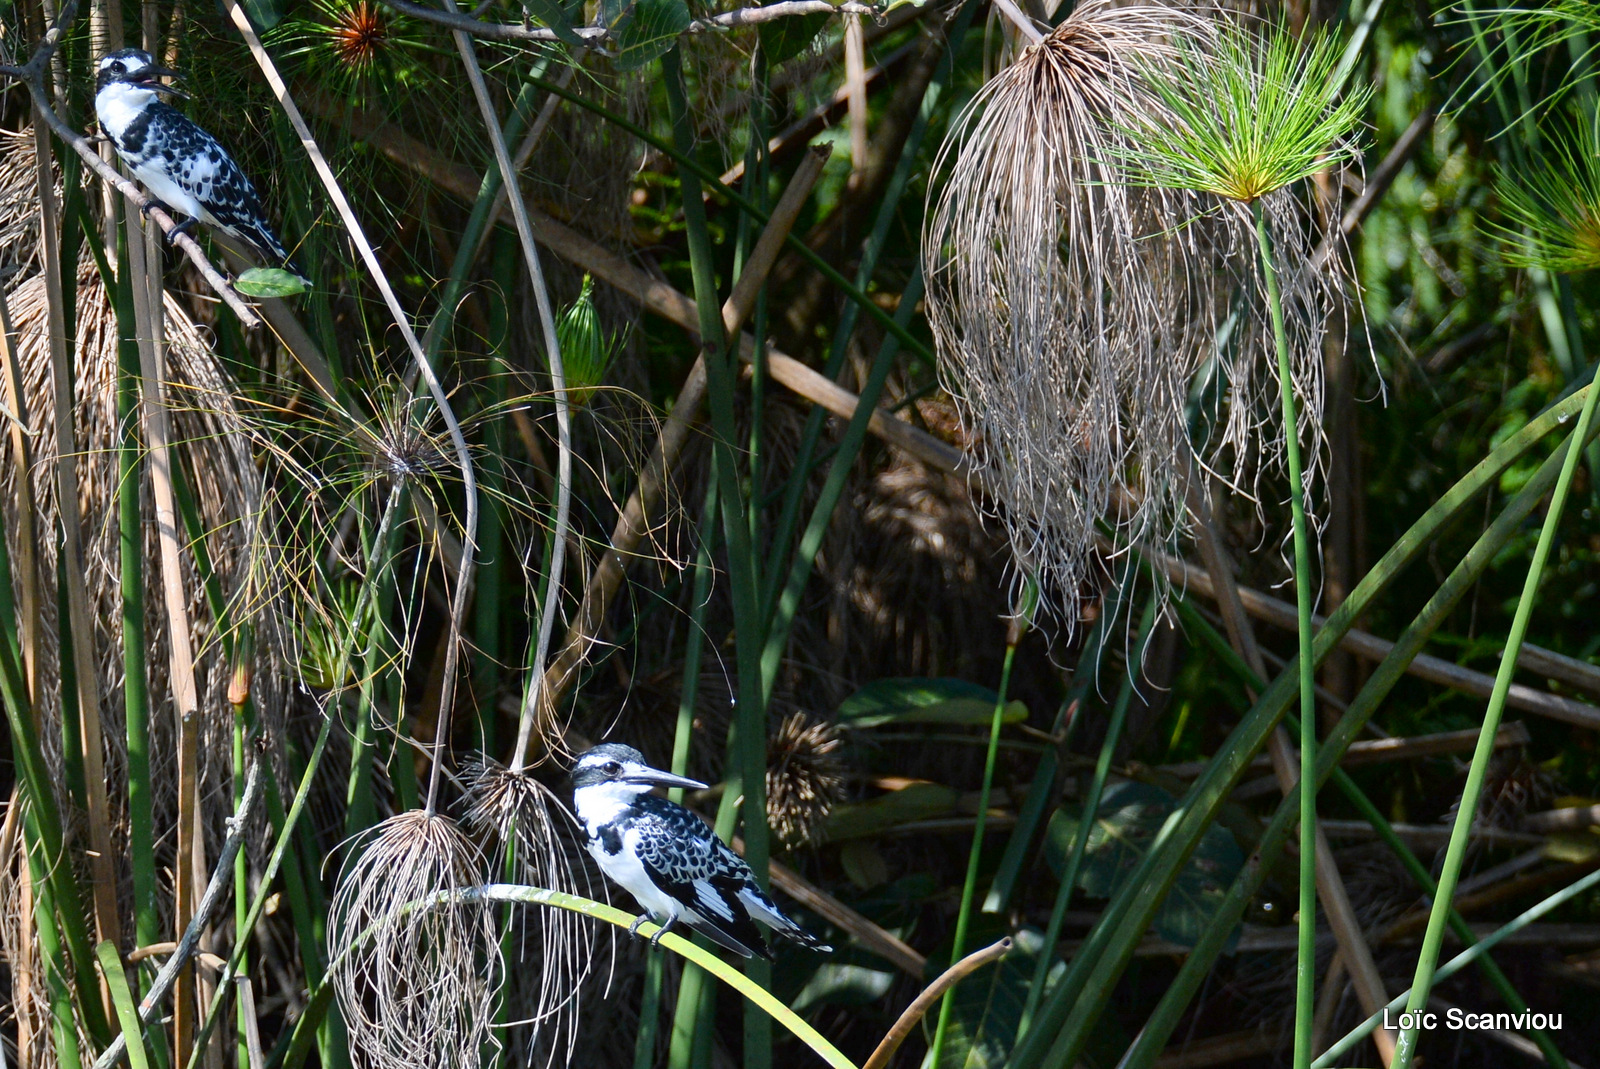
330,811,501,1069
923,1,1217,620
0,244,280,944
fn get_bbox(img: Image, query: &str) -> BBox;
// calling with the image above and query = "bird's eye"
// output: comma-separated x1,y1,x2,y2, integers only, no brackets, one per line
602,761,622,775
110,61,125,73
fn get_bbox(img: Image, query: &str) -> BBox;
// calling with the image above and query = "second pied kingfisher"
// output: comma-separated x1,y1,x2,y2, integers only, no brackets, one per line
572,743,832,960
94,48,300,273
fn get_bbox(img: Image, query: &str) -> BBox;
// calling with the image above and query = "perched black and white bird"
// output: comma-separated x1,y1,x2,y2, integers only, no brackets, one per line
94,48,301,274
571,743,831,960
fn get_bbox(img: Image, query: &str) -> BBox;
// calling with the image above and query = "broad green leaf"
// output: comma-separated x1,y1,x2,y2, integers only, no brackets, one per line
790,962,896,1013
233,267,308,298
758,9,829,65
1045,780,1244,950
821,781,960,842
837,677,1027,728
926,920,1047,1069
239,0,286,31
612,0,691,72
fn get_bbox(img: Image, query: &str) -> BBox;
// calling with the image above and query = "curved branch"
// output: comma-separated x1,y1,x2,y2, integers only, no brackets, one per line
379,0,876,43
863,937,1013,1069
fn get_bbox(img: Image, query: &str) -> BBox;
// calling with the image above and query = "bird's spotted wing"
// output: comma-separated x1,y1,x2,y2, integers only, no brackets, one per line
628,797,772,960
141,104,292,264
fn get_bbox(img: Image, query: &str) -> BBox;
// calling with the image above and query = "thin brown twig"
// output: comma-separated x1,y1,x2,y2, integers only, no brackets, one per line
862,937,1012,1069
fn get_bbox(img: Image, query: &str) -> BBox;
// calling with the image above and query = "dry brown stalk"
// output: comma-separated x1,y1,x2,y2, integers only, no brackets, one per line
844,12,868,177
128,211,206,1058
33,108,123,975
0,281,42,693
862,937,1012,1069
530,146,829,750
1152,547,1600,730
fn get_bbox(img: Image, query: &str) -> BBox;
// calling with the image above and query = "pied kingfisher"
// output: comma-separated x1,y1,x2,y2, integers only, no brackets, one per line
572,743,832,960
94,48,301,274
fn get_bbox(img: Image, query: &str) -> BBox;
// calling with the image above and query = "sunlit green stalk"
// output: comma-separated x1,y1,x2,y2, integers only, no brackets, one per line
929,630,1020,1063
1252,199,1317,1069
1392,364,1600,1068
1318,865,1600,1067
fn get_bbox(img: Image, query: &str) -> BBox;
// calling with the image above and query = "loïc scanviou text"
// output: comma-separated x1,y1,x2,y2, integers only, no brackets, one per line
1383,1008,1563,1032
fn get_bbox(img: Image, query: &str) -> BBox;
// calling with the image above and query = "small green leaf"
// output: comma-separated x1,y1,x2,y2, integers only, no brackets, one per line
234,267,308,298
1045,781,1244,950
521,0,587,47
837,677,1027,728
612,0,691,71
758,9,829,65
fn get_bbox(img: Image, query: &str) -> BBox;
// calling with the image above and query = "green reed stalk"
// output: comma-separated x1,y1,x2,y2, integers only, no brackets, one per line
985,581,1127,914
1017,599,1154,1039
1009,371,1595,1069
639,468,721,1069
1170,595,1570,1069
1252,199,1318,1069
1111,427,1591,1069
929,622,1022,1063
521,73,934,370
758,267,924,702
663,43,775,1066
185,482,411,1069
1392,364,1600,1068
98,943,152,1069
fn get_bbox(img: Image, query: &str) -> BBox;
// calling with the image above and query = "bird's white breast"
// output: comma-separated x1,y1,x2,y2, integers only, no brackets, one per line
95,83,156,145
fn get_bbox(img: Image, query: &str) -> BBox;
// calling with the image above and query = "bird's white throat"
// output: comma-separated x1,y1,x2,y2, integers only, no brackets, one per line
95,83,159,142
573,781,652,833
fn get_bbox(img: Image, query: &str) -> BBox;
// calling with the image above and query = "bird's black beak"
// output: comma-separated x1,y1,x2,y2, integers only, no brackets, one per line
624,767,708,792
139,67,188,97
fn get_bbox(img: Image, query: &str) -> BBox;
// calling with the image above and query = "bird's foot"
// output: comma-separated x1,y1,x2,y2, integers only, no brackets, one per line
165,216,198,245
647,917,676,949
628,916,648,938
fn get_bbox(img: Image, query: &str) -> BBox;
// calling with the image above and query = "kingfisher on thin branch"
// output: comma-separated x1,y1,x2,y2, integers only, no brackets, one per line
571,743,832,960
94,48,306,281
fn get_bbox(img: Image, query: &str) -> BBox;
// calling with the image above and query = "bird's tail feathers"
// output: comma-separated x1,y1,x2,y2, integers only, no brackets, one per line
684,913,772,961
232,222,311,286
738,888,831,952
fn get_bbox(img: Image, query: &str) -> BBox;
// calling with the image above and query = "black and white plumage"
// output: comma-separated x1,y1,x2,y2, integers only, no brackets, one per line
571,743,832,960
94,48,301,274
